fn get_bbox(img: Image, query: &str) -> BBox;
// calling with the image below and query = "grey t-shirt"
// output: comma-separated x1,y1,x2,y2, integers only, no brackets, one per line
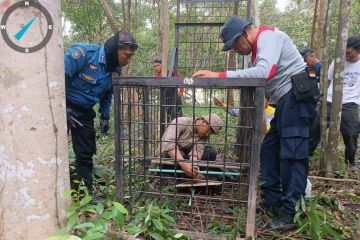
224,26,306,105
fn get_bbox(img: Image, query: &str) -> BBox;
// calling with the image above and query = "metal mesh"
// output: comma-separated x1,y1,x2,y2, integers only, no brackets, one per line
114,77,264,237
174,0,250,76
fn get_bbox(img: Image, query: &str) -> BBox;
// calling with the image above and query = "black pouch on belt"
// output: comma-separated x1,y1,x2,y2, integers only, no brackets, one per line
291,70,319,101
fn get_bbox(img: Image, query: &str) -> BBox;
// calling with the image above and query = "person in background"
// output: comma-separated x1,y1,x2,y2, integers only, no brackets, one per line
213,97,275,132
300,48,322,156
306,37,360,170
153,58,184,121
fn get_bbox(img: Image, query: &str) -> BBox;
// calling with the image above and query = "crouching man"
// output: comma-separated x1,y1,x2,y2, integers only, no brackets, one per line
157,114,222,179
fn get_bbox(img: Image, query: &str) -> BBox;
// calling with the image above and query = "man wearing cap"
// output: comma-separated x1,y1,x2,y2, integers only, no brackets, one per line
157,114,222,179
65,31,138,195
300,48,321,82
299,48,322,156
192,16,317,229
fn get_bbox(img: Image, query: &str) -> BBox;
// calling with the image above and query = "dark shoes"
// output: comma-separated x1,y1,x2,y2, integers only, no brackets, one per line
265,214,297,230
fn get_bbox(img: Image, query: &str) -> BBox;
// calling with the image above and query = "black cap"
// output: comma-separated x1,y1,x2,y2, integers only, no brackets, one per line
220,16,252,51
300,48,314,59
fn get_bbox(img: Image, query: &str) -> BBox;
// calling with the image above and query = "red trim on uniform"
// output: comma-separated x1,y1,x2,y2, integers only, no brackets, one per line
267,64,277,81
251,26,275,64
218,71,227,78
179,87,185,94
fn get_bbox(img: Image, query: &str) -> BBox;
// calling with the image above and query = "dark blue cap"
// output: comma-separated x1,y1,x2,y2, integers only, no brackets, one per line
220,16,252,51
300,48,314,59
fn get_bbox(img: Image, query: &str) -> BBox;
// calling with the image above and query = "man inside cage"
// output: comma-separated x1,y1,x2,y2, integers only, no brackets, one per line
156,114,222,180
153,58,184,121
65,31,138,198
192,16,318,229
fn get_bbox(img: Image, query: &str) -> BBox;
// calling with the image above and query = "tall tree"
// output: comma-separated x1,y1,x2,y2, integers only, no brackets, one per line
160,0,169,76
316,0,326,57
319,0,332,173
0,1,69,238
99,0,119,33
323,0,350,176
310,0,319,49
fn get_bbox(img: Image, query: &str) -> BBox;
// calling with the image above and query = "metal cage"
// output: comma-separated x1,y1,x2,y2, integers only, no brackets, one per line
113,77,265,238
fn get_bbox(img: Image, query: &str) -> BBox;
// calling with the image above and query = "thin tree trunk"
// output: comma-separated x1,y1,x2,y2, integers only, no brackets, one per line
0,1,69,238
99,0,119,33
126,0,131,31
227,1,240,107
323,0,350,177
161,0,169,77
121,0,127,30
310,0,319,49
251,0,260,28
316,0,326,57
319,0,331,174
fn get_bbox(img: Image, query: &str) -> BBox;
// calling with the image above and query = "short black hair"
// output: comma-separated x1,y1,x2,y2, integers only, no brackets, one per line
153,58,162,64
347,36,360,51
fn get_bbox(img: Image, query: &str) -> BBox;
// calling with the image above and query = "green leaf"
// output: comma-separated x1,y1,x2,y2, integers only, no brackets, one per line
46,234,82,240
73,222,95,229
152,219,164,231
113,202,128,215
79,194,92,207
115,213,125,228
63,189,75,198
145,214,151,224
82,230,104,240
66,214,78,229
127,224,142,235
95,203,104,215
148,232,164,240
173,233,185,238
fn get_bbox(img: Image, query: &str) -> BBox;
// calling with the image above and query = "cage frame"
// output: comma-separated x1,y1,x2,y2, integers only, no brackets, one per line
113,77,265,238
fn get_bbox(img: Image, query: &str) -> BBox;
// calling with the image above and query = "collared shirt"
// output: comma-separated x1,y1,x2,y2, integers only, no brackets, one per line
64,44,122,115
157,117,208,159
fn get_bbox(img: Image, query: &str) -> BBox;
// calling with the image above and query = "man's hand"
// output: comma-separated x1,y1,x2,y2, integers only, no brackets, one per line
66,107,83,128
192,70,219,78
100,114,109,134
213,97,225,107
179,162,201,180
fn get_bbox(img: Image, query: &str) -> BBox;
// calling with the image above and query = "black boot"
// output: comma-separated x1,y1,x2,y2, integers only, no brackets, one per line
265,213,297,230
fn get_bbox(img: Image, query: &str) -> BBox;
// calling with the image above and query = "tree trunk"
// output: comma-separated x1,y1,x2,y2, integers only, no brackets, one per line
99,0,119,33
126,0,131,31
121,0,127,30
0,1,70,239
319,0,332,173
323,0,350,177
161,0,169,77
310,0,319,49
251,0,260,28
316,0,326,57
227,1,240,107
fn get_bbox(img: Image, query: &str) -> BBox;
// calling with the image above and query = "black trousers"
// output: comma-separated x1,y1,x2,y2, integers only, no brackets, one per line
309,102,359,164
67,103,96,192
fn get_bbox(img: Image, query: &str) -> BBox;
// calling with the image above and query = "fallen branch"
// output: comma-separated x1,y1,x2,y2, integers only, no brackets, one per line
308,175,360,183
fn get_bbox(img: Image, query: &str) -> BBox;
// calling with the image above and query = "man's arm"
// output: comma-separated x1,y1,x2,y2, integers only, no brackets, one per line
192,31,283,80
64,45,88,81
99,87,113,116
167,149,201,179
